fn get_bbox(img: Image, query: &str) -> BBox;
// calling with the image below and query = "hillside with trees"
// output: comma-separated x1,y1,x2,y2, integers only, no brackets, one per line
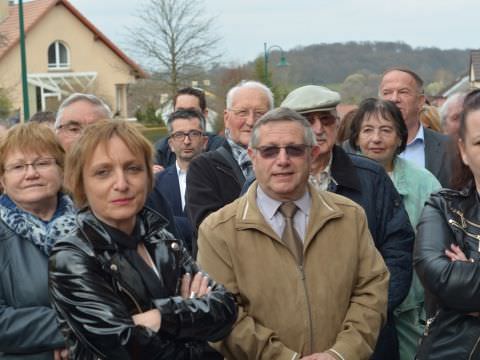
129,41,471,130
208,41,470,107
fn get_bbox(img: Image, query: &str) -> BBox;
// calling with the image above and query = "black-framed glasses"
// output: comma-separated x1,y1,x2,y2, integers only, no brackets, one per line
170,130,204,142
4,157,57,176
254,144,310,159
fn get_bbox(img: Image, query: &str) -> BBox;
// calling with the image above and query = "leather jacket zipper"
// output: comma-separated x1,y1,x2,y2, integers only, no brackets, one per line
448,219,480,251
117,282,143,314
451,208,480,228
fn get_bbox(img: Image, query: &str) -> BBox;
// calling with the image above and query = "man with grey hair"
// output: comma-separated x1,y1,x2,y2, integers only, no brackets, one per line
198,107,389,360
186,80,273,256
55,93,112,151
281,84,414,360
440,92,466,136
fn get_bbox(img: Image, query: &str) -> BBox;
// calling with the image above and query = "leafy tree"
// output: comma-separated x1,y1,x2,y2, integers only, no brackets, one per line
127,0,220,98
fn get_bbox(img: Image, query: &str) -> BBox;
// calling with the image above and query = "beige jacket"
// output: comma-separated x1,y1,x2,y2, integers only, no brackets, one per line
197,182,389,360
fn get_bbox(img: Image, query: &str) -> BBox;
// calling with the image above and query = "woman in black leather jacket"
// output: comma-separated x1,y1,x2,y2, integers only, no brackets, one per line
48,120,237,360
414,89,480,360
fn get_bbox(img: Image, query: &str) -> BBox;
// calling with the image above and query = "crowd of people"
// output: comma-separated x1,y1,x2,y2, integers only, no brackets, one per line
0,66,478,360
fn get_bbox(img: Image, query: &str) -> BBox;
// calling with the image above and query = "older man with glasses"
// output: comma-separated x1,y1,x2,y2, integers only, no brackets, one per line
197,107,389,360
281,85,414,360
186,80,273,257
55,93,112,152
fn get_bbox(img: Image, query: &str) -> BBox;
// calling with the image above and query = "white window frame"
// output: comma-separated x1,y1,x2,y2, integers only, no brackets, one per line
48,41,70,70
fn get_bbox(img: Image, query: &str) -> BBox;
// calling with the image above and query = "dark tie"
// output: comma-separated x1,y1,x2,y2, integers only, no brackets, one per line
279,202,303,264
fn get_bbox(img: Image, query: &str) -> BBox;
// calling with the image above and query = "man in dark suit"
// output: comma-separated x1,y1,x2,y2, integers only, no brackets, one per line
379,67,452,187
150,109,208,252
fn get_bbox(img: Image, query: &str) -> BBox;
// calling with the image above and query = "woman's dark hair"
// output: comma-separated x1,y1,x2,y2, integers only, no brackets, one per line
337,108,358,144
348,98,408,155
450,89,480,190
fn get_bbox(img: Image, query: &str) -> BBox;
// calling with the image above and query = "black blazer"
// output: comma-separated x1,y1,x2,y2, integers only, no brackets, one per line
186,142,246,257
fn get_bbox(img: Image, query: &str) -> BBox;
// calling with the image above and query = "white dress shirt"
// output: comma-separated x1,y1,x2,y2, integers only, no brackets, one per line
176,162,187,211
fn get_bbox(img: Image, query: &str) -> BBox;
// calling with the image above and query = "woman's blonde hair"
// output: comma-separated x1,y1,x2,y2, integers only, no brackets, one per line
65,119,154,207
0,122,65,178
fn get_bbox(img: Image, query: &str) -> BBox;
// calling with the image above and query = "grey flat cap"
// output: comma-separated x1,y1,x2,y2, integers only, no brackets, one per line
281,85,341,114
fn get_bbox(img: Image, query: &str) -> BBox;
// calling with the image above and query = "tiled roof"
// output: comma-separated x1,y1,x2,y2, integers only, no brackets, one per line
471,50,480,82
0,0,146,78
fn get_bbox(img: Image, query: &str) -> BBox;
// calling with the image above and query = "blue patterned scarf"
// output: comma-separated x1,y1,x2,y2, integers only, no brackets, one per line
0,193,77,256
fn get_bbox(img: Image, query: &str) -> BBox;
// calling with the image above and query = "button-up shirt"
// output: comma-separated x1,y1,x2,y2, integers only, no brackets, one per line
256,186,311,241
399,124,425,168
176,162,187,211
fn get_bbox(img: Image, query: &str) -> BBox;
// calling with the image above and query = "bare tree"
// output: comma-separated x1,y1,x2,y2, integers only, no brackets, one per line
127,0,220,97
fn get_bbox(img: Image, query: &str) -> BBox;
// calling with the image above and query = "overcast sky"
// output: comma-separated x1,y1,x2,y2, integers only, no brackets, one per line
68,0,479,66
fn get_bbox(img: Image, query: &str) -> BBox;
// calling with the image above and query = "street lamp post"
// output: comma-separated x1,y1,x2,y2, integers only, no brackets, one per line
263,42,289,86
19,0,30,121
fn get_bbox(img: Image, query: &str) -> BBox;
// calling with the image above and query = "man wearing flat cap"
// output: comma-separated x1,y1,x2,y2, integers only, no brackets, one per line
281,85,414,360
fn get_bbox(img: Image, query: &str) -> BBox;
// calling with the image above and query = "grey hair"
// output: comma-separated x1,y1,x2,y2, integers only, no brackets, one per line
55,93,112,128
440,92,466,127
226,80,274,110
249,107,317,148
167,109,206,133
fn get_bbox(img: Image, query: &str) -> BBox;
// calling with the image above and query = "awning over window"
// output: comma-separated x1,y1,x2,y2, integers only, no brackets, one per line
27,72,97,111
28,71,97,95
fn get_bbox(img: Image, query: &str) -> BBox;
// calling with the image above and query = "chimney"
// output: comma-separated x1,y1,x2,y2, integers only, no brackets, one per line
0,0,11,23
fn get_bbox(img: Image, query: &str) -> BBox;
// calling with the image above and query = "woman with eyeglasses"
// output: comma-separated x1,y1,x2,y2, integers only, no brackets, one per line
49,120,236,359
414,89,480,360
0,122,74,360
348,98,441,360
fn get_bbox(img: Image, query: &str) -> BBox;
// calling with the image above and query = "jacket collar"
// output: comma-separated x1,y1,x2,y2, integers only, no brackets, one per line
77,207,169,251
330,145,362,192
236,182,343,251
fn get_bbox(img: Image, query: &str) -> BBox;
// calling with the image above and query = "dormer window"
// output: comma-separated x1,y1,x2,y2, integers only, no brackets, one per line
48,41,69,69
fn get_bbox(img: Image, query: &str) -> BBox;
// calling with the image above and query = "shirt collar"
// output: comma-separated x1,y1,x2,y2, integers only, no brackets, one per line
175,161,186,176
256,185,311,219
408,124,425,145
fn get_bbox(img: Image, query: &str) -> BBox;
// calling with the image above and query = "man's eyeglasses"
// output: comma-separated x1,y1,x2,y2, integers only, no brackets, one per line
254,144,310,159
56,122,84,137
4,157,57,176
170,130,204,142
229,108,268,120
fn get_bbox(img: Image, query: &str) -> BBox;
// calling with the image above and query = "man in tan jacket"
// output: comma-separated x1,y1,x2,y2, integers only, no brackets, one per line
197,107,389,360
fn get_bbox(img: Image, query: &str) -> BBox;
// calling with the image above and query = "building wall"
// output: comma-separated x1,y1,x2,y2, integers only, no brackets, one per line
0,3,139,119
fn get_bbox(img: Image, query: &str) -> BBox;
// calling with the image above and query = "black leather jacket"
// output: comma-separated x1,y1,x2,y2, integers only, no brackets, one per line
48,207,237,360
414,186,480,359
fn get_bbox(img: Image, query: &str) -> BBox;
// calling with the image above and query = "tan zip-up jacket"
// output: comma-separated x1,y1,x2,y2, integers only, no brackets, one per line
198,182,389,360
